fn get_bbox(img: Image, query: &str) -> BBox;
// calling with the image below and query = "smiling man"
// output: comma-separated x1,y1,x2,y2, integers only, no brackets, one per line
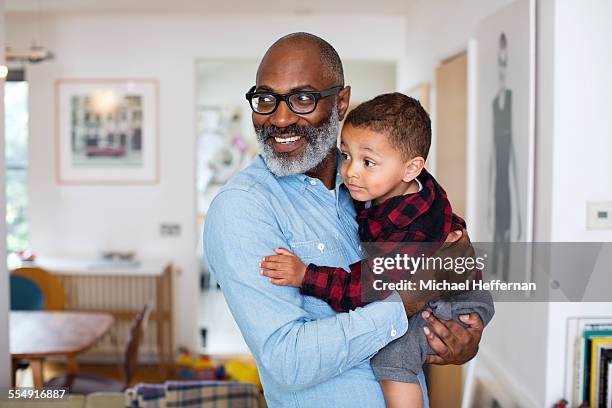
204,32,483,407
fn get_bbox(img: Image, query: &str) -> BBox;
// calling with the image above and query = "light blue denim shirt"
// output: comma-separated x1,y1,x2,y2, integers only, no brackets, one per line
203,154,429,408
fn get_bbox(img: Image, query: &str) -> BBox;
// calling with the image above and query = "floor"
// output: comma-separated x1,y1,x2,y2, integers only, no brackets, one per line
199,288,250,355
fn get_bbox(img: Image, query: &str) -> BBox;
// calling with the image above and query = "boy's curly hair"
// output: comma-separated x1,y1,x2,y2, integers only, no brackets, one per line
344,92,431,160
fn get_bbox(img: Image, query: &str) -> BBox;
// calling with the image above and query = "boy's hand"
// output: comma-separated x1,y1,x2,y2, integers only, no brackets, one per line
259,248,307,287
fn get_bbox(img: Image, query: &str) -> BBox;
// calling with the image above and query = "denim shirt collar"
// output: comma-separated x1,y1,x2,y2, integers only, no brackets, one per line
277,149,344,193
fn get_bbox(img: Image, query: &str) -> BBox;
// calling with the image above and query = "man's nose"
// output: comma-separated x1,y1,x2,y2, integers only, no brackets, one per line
269,100,299,128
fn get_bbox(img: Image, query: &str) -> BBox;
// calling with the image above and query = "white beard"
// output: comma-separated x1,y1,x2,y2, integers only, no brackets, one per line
255,106,339,177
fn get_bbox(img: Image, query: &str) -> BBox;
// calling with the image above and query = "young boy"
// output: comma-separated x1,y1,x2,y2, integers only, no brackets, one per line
259,93,494,407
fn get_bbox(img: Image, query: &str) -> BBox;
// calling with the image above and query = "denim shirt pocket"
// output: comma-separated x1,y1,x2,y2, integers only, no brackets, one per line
288,237,341,263
289,237,344,316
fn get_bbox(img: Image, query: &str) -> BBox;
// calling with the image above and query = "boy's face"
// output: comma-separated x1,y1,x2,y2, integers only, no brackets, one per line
339,124,422,205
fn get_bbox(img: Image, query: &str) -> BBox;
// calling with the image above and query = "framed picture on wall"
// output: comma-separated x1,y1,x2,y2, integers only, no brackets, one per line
55,79,159,184
469,0,536,283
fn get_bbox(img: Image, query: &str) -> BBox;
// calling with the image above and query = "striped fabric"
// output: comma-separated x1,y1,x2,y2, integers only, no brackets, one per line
125,380,262,408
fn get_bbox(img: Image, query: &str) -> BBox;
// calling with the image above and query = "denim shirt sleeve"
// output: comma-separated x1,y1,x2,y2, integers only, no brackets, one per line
203,187,408,392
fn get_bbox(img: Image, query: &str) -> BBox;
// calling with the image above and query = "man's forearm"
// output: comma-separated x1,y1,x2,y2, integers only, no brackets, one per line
253,293,409,391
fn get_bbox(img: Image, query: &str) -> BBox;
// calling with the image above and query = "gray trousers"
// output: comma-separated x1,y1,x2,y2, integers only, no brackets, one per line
371,290,495,383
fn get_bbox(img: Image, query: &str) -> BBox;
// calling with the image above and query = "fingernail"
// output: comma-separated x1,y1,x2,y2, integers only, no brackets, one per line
460,314,469,321
259,270,263,275
422,311,430,319
259,263,262,267
423,326,430,335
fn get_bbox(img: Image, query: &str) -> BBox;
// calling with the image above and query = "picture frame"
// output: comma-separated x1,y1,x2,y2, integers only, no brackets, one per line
55,79,159,184
468,0,536,284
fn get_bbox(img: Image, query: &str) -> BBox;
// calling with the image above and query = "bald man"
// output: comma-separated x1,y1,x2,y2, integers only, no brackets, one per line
204,33,484,407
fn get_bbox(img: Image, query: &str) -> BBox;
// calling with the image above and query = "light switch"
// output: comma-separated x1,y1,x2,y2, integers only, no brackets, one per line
586,201,612,229
160,223,181,236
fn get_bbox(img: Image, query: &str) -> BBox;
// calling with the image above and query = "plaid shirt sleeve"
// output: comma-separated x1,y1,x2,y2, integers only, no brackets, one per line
300,215,469,313
300,260,394,313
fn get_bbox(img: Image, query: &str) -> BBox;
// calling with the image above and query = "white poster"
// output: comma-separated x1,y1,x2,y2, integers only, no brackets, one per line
472,0,535,282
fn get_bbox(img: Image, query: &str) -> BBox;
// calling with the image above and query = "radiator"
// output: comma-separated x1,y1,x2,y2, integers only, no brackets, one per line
36,258,175,368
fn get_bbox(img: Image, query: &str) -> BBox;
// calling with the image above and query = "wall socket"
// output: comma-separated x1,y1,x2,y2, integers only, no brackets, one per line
160,223,181,236
586,201,612,229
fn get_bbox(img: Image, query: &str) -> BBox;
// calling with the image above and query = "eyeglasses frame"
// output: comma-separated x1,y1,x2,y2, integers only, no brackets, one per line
245,85,343,115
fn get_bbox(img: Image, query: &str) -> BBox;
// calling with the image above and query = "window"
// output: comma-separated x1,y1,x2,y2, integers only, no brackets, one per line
5,73,29,253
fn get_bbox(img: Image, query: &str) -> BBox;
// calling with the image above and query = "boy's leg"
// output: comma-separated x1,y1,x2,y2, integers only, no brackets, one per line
381,380,424,408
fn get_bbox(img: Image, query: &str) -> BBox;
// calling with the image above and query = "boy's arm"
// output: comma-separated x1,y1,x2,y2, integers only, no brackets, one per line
301,221,482,315
301,261,393,312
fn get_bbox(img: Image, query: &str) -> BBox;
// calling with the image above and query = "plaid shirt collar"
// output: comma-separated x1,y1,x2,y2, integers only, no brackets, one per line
356,169,447,241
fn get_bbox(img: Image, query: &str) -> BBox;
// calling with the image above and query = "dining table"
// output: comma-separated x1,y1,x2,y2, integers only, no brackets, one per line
10,310,115,389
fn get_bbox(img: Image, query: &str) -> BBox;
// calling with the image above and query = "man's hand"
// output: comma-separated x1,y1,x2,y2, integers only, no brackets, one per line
422,310,484,365
260,248,307,287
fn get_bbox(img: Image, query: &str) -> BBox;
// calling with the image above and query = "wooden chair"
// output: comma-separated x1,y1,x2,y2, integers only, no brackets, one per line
11,267,66,310
45,304,152,394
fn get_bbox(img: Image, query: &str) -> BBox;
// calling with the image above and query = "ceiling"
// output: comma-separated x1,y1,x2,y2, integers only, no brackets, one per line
5,0,415,16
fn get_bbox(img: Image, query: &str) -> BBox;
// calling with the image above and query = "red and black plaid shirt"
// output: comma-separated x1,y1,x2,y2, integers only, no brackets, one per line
300,169,466,312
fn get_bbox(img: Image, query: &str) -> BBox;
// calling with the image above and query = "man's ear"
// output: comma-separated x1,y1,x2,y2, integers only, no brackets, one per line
402,157,425,183
337,85,351,121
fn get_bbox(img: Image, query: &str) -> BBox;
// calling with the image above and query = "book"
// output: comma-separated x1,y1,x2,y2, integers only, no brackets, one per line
589,338,612,407
565,318,612,406
598,348,612,407
583,330,612,403
607,360,612,408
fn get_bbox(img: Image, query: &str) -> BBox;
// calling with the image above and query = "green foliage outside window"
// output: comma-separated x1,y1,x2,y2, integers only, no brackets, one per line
5,81,29,253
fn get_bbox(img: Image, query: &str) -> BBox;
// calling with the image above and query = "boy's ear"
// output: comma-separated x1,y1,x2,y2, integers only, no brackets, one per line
402,157,425,183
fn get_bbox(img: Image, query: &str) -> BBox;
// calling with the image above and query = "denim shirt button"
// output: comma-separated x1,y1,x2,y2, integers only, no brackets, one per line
317,243,325,252
390,325,397,337
309,179,317,186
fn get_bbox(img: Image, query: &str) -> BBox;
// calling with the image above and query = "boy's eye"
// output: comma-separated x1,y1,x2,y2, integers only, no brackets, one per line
364,159,376,167
340,152,350,160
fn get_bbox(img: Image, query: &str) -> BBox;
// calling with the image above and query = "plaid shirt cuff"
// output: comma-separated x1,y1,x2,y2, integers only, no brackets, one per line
300,263,331,299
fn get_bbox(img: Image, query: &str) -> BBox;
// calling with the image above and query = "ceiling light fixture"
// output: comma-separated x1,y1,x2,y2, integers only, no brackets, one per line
6,45,54,64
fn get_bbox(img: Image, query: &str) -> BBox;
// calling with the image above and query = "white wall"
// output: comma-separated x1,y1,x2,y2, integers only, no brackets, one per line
399,0,515,91
550,0,612,243
6,12,407,351
0,0,11,389
544,1,612,405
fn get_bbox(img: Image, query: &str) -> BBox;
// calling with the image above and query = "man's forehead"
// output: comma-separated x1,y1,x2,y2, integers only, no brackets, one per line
256,43,328,92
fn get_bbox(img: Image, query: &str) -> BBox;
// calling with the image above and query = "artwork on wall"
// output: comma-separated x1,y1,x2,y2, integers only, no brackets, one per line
196,105,253,224
55,79,159,184
470,0,535,282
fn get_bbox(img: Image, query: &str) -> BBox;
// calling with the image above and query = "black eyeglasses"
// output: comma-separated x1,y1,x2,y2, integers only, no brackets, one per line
245,85,343,115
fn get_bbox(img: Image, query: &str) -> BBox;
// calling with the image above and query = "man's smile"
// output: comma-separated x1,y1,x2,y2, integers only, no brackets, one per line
274,135,302,144
270,134,307,154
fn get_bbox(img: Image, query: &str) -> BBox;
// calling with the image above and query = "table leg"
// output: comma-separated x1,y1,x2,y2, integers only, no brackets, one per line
11,358,17,387
67,355,79,374
30,359,44,389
